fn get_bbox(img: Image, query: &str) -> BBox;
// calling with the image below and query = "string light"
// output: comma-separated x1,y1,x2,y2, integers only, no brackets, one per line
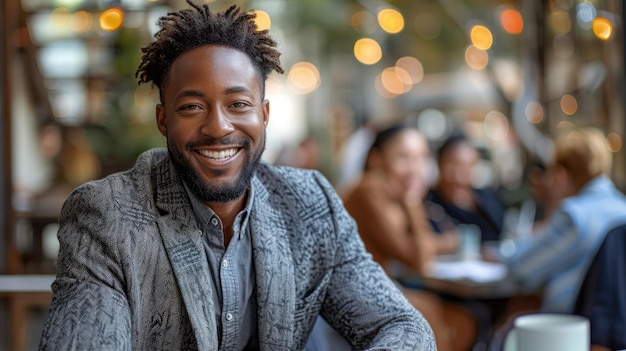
377,8,404,34
465,45,489,70
100,8,123,31
592,17,613,40
500,8,523,34
287,62,321,95
560,94,578,115
354,38,382,65
470,25,493,50
253,10,271,31
525,102,544,124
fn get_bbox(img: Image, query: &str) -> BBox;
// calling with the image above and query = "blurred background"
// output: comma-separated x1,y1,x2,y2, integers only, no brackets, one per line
1,0,624,349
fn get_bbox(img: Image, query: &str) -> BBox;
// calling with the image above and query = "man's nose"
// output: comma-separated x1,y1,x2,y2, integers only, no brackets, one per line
200,107,235,137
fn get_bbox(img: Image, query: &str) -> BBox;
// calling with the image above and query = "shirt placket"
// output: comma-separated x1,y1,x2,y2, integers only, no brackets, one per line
213,215,241,351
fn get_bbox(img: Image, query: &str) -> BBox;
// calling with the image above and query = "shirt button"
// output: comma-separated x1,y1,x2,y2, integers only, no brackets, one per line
211,218,219,226
225,312,233,321
222,259,229,268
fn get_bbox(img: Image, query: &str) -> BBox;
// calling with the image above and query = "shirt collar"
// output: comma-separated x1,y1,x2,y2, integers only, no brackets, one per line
182,180,255,241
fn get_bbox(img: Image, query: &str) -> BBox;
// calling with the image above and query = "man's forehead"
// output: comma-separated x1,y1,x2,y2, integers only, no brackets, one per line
161,45,264,90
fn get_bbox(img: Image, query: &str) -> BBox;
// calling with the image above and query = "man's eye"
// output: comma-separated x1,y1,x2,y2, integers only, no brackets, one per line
231,102,248,108
180,104,201,111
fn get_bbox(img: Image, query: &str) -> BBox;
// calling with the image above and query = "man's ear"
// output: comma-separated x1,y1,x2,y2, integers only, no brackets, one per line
263,99,270,127
156,104,166,137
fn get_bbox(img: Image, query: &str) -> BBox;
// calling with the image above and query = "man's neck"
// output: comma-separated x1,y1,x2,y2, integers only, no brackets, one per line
205,193,247,247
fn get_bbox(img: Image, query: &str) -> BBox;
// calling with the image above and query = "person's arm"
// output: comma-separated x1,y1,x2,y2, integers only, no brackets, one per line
503,211,580,292
39,184,131,350
317,174,436,350
401,199,438,271
432,230,460,254
423,200,460,255
346,175,435,274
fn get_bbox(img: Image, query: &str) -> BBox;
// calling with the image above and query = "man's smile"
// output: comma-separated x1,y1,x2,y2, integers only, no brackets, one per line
196,147,240,162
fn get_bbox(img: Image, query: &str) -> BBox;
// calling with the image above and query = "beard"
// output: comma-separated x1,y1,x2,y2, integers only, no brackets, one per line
168,133,265,203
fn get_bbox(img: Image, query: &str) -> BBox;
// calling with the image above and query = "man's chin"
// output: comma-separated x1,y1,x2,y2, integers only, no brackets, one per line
205,183,245,201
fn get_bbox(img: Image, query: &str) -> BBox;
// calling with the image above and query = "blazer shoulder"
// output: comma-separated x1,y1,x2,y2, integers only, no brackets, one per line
255,163,335,202
63,149,166,211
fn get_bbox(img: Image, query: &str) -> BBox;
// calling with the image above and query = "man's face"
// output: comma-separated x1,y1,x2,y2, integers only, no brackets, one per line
156,45,269,203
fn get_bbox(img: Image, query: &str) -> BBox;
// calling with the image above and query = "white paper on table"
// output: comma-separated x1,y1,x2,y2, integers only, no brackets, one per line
429,259,508,283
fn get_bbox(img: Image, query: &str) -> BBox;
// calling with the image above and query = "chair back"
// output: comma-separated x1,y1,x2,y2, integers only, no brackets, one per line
573,222,626,349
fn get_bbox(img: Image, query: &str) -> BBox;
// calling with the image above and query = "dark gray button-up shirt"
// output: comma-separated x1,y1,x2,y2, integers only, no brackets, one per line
185,183,258,350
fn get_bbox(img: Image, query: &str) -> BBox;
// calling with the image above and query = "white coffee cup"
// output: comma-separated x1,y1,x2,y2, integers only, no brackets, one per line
504,313,589,351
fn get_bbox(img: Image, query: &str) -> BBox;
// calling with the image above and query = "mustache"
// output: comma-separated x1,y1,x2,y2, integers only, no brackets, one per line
185,137,250,150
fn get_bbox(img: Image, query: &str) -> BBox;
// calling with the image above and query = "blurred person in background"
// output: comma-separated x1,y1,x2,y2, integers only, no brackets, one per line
487,127,626,350
273,134,322,170
426,134,506,243
495,127,626,313
38,2,436,350
520,160,554,228
342,123,477,351
424,133,511,346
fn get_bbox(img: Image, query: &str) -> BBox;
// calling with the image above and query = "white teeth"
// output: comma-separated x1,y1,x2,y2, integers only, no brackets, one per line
199,148,237,160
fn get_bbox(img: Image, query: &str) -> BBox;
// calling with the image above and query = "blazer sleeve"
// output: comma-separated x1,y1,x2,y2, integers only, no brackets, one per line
312,173,436,351
39,183,132,351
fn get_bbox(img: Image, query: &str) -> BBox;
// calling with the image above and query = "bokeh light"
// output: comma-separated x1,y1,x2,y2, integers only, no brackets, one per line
607,132,623,152
375,73,399,98
70,11,92,32
483,110,509,141
500,8,524,34
556,120,577,130
465,45,489,70
470,25,493,50
525,101,544,124
49,7,70,28
354,38,382,65
417,108,449,140
592,17,613,40
377,8,404,34
380,67,411,95
100,8,123,31
576,2,596,30
560,94,578,115
253,10,271,31
395,56,424,84
287,61,321,95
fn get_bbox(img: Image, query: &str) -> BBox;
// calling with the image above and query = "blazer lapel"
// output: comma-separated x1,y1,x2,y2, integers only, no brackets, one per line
154,157,218,350
250,176,296,351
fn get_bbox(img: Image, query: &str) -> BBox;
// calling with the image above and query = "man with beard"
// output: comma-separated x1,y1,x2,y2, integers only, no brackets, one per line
38,1,435,350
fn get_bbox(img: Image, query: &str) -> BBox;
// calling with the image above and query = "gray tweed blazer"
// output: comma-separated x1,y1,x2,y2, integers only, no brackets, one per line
39,148,435,350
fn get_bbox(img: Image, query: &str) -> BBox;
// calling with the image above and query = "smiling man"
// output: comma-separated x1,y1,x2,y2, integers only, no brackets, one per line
38,1,435,350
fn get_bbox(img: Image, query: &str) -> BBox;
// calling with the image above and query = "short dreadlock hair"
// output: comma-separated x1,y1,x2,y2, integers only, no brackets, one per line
135,0,283,98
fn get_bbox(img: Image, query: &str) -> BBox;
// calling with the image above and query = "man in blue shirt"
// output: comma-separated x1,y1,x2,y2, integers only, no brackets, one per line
499,127,626,313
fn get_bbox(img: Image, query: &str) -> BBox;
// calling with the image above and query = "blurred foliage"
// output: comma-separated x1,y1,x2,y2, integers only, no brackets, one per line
87,27,165,168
